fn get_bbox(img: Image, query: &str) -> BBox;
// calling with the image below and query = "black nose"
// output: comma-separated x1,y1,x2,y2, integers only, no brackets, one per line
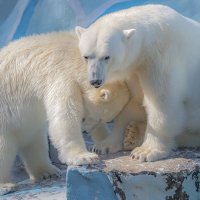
90,80,103,88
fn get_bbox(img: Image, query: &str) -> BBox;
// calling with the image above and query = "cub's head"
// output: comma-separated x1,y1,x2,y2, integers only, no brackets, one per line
86,81,130,123
76,24,139,88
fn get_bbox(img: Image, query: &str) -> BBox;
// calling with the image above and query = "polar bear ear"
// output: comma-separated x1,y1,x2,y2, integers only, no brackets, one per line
123,29,136,39
75,26,86,40
99,89,111,102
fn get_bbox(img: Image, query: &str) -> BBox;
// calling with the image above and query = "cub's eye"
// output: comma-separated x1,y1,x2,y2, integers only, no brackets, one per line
104,56,110,61
84,56,89,60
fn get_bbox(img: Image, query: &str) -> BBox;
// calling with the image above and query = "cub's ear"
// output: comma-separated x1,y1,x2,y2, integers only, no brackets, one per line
99,89,111,102
123,29,136,39
75,26,86,40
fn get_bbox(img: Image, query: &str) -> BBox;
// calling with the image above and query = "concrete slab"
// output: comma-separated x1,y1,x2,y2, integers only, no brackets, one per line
67,148,200,200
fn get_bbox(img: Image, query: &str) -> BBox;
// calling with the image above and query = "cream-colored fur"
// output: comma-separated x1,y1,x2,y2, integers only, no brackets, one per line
0,31,130,190
123,121,145,150
83,80,131,146
92,73,146,154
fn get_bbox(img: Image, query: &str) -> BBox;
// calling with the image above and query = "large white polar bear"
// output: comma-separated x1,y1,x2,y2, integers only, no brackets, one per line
76,4,200,162
0,31,130,190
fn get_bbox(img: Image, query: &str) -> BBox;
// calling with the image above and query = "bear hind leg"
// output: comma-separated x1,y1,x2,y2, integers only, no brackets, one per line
20,131,61,182
0,134,17,194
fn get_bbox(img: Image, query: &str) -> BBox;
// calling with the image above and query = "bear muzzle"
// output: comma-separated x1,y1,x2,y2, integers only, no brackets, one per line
90,80,103,88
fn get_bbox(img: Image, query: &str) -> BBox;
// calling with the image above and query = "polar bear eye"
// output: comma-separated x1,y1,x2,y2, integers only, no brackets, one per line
84,56,89,60
104,56,110,61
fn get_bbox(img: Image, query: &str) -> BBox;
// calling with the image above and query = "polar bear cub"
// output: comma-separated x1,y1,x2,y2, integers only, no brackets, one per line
0,31,130,190
76,4,200,162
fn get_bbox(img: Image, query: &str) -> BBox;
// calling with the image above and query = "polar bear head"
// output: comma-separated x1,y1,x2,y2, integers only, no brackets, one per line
85,81,130,123
76,25,141,88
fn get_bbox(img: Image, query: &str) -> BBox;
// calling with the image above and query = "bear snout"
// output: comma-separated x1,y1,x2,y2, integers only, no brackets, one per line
90,80,103,88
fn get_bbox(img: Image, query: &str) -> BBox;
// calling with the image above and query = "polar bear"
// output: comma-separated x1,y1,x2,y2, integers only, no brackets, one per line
76,4,200,162
82,80,130,145
0,31,130,191
92,73,146,154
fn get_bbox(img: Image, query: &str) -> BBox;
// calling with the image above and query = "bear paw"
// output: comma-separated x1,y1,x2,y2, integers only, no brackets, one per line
0,183,16,196
131,144,170,162
123,121,143,150
92,136,123,154
30,165,61,182
65,152,100,166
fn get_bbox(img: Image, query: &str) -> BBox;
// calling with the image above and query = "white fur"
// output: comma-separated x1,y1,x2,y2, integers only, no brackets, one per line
0,31,130,189
76,4,200,162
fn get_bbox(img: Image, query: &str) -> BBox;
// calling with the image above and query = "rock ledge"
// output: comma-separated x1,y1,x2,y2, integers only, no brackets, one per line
67,148,200,200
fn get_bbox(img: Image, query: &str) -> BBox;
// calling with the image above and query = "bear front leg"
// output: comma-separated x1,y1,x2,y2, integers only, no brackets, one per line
90,122,109,144
50,118,99,165
93,98,146,154
131,101,185,162
46,82,99,166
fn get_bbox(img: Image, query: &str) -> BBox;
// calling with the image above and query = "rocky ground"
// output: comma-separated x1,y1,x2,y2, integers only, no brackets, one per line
1,132,200,200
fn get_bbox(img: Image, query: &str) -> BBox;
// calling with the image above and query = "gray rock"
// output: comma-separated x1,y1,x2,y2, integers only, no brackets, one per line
67,148,200,200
